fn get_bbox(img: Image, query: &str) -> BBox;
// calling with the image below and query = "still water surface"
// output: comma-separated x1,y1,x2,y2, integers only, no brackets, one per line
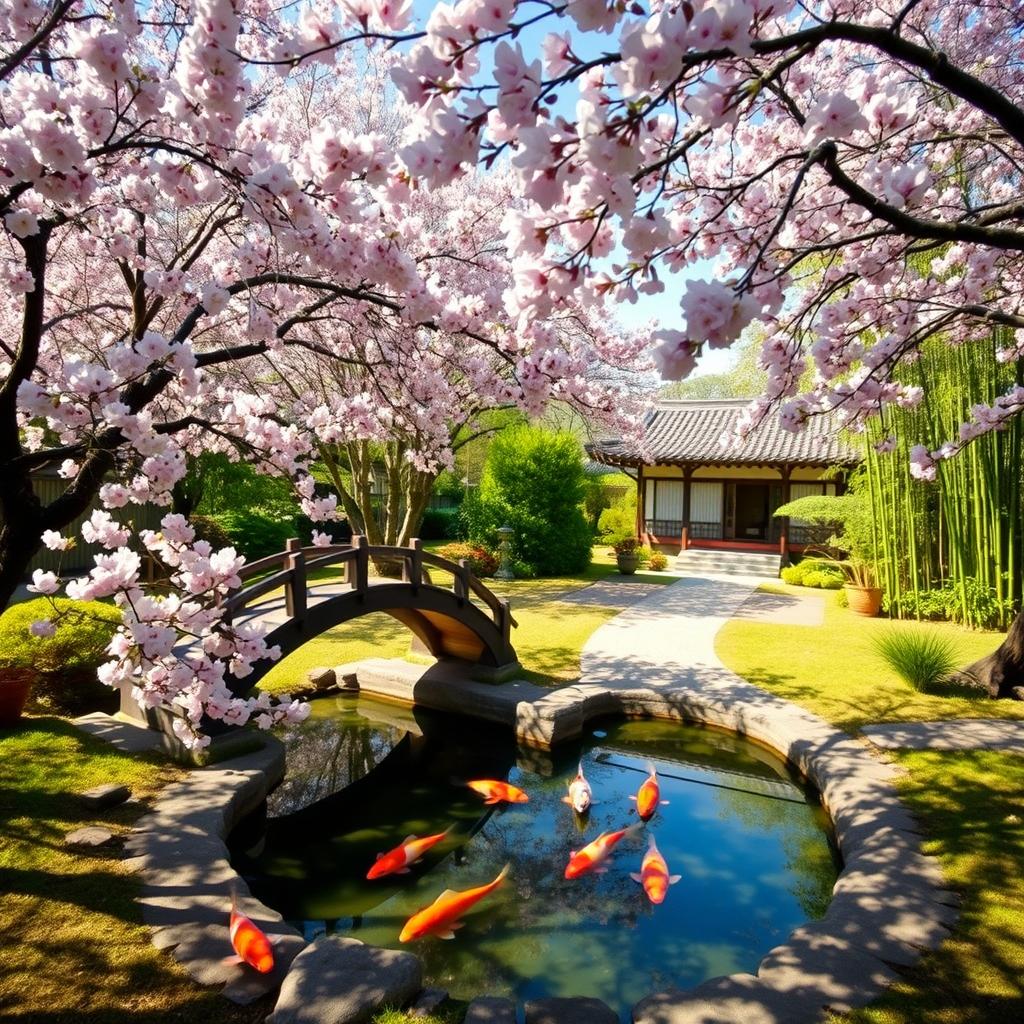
234,695,838,1017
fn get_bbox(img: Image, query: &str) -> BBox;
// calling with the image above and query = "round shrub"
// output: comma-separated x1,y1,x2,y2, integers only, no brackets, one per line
435,542,498,577
648,551,668,571
780,563,808,585
597,499,636,546
463,426,592,576
0,597,122,713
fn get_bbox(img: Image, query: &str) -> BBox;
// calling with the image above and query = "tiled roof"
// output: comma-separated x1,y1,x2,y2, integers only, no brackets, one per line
587,400,862,468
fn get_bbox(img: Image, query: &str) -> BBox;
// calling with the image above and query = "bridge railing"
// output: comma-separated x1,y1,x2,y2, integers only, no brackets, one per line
221,536,516,644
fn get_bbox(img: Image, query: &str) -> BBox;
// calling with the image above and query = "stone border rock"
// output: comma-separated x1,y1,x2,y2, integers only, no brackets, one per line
97,672,960,1024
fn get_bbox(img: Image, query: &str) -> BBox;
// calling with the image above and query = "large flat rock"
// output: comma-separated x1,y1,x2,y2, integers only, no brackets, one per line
526,996,618,1024
268,935,422,1024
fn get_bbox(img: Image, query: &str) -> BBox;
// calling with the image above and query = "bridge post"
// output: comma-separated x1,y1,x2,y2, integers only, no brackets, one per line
284,537,307,622
404,538,422,593
499,598,513,649
353,534,369,594
454,559,470,604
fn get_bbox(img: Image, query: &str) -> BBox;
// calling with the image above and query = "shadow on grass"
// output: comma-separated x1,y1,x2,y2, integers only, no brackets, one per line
839,749,1024,1024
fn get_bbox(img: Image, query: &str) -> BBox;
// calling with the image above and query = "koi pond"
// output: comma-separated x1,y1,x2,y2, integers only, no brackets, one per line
231,694,839,1017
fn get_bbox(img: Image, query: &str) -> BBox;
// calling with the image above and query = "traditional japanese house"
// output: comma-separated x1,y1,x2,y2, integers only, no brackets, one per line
586,399,861,561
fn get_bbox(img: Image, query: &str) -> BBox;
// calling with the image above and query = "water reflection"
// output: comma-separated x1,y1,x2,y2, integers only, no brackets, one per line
234,697,839,1018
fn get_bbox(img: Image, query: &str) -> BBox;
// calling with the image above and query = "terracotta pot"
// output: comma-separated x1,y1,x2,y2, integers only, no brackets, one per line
616,553,639,575
0,668,37,726
845,584,883,617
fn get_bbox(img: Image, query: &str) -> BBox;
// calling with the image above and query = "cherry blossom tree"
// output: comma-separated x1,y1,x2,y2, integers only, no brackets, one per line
0,3,645,746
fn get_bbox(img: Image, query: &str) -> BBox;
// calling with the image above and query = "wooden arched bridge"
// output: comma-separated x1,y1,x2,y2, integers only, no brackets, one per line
218,536,519,689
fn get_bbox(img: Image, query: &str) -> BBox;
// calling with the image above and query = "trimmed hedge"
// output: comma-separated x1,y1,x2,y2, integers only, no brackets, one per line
0,597,122,714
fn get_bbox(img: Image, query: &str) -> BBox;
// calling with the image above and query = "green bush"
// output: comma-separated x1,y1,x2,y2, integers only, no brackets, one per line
648,551,668,571
781,558,844,588
435,542,498,577
802,569,843,590
583,474,634,532
418,507,461,540
780,563,806,585
635,544,653,566
872,628,960,693
0,598,122,713
208,509,296,561
597,498,636,546
835,587,849,609
189,513,233,550
886,577,1014,630
462,426,592,577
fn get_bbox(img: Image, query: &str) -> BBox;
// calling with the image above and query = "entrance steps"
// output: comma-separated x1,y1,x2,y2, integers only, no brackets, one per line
674,547,781,579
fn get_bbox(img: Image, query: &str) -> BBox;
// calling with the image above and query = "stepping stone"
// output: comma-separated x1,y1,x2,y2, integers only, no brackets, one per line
307,666,336,691
80,783,131,809
525,996,617,1024
268,935,422,1023
465,997,516,1024
65,826,115,848
409,987,448,1017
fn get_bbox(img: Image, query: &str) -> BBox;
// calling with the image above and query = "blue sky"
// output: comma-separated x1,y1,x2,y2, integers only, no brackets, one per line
404,2,738,378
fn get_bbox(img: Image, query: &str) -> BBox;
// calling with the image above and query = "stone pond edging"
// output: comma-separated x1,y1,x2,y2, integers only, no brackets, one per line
106,665,961,1024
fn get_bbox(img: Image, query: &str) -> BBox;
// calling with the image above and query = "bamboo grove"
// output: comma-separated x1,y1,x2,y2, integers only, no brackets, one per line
857,331,1023,630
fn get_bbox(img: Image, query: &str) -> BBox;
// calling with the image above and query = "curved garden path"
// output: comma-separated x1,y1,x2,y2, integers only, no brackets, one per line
580,571,770,692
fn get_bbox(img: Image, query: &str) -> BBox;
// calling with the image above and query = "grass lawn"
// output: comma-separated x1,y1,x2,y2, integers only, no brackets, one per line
0,717,463,1024
0,718,269,1024
836,750,1024,1024
716,585,1024,1023
716,585,1024,731
260,546,676,692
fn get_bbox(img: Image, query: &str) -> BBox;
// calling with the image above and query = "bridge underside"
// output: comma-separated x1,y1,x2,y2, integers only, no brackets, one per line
237,582,519,693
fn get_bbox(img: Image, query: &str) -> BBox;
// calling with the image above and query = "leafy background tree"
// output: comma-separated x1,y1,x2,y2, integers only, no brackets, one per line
464,426,593,577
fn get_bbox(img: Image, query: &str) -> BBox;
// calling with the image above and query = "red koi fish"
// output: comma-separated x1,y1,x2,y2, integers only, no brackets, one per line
564,823,641,879
631,835,681,905
630,764,669,821
399,863,510,941
367,827,453,880
223,893,274,973
466,779,529,805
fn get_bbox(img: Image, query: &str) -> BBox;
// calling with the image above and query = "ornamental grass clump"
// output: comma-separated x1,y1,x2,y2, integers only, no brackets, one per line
872,628,960,693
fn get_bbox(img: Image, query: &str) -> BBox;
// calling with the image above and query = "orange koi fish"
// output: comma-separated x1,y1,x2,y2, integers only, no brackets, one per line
630,835,681,905
223,893,274,973
564,823,641,879
466,779,529,805
630,764,669,821
561,761,593,814
367,827,453,880
399,863,510,941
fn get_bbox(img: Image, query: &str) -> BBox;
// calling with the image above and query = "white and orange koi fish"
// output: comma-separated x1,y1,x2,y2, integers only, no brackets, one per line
630,764,669,821
561,761,593,815
630,835,681,905
399,863,510,941
466,779,529,805
564,823,641,879
367,827,453,880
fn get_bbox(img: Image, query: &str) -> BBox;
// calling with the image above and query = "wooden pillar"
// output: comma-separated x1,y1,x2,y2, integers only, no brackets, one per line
636,466,646,540
284,537,307,621
681,467,693,550
778,467,792,563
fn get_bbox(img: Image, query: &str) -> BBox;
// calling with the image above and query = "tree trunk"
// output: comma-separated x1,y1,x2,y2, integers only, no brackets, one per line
951,609,1024,699
0,469,44,610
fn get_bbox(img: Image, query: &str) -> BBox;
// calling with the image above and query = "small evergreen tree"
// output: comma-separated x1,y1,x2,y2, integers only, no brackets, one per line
465,426,592,576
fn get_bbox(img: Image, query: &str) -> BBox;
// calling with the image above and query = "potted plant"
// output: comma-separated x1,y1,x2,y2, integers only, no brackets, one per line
613,538,640,575
843,560,883,617
0,661,37,726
